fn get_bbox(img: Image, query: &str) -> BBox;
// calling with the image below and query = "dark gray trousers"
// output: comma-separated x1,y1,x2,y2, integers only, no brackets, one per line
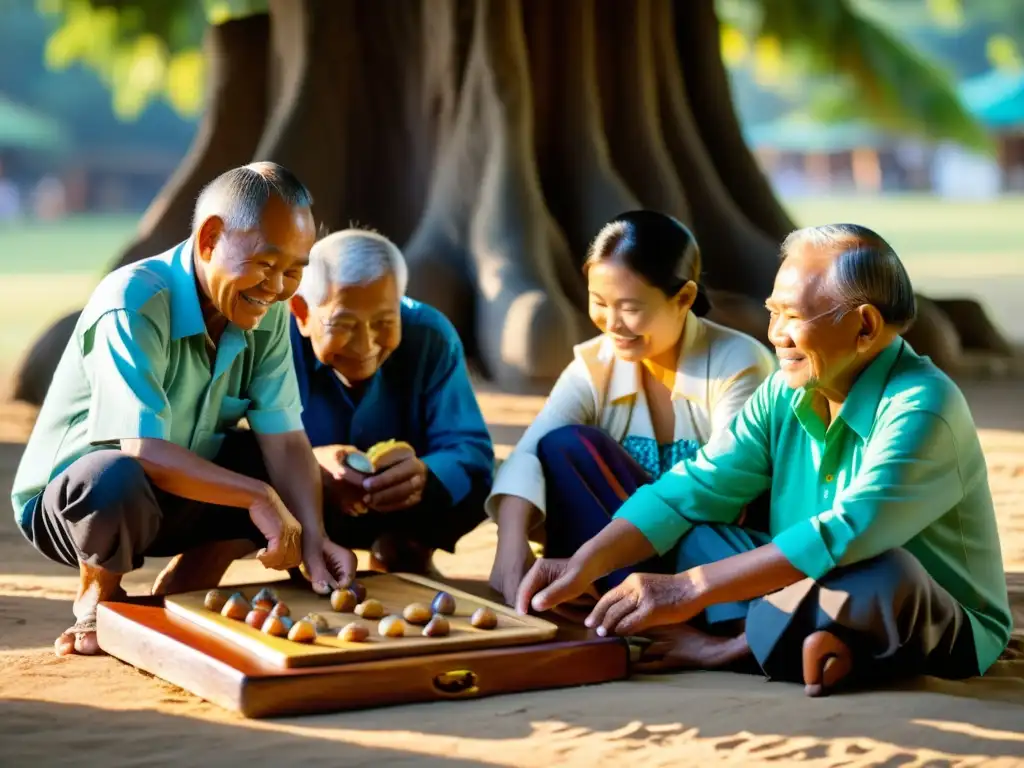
22,431,266,574
677,524,979,684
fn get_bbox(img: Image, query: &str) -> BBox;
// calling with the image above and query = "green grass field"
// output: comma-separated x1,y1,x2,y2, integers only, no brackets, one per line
0,195,1021,373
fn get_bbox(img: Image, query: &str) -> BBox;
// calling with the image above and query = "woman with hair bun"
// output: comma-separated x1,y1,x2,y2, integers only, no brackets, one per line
486,210,776,607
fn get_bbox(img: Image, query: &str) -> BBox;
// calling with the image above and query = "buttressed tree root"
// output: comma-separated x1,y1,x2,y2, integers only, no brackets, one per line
12,0,1014,404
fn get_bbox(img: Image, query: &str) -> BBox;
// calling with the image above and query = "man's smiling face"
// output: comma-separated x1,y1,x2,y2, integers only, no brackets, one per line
766,244,863,392
197,194,316,330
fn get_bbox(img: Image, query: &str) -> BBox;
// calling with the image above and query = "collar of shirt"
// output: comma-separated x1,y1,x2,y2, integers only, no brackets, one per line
165,238,276,379
791,337,907,442
167,237,207,340
604,312,709,406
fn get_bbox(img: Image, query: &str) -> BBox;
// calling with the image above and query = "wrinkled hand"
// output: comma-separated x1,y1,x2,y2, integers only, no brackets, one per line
585,572,701,637
247,487,303,570
313,443,361,478
300,537,357,595
362,447,427,512
515,557,597,616
313,444,367,515
489,532,537,607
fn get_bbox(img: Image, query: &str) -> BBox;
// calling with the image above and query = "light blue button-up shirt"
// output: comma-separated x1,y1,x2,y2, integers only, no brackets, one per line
13,239,304,527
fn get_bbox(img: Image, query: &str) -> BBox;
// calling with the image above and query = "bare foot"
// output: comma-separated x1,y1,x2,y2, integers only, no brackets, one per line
55,563,125,657
634,624,750,673
802,630,853,697
151,539,257,596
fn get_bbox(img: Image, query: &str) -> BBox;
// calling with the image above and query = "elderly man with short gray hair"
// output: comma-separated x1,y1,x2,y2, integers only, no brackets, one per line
517,223,1011,696
289,228,494,574
14,162,356,657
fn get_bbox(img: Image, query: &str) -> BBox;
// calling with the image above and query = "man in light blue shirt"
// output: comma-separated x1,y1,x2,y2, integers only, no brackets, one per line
517,224,1010,696
14,163,354,656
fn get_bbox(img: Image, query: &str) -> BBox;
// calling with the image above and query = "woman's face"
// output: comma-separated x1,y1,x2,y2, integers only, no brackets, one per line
587,260,693,363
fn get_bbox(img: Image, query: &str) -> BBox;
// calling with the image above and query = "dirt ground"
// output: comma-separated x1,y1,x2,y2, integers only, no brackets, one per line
1,380,1022,767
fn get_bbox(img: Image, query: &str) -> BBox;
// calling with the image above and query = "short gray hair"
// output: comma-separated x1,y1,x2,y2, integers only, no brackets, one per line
297,228,409,307
192,161,313,231
781,223,917,329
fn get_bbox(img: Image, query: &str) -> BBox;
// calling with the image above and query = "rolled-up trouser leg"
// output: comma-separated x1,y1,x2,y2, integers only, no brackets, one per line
746,548,979,684
27,431,269,573
28,451,163,574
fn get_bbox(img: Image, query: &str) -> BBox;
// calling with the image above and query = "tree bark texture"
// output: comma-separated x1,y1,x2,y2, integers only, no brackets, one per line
11,0,1014,404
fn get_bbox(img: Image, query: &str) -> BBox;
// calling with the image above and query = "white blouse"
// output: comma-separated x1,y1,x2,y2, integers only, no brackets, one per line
485,313,777,524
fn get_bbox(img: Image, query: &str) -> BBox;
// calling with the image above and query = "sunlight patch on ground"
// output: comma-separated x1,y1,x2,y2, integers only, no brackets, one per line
913,719,1024,744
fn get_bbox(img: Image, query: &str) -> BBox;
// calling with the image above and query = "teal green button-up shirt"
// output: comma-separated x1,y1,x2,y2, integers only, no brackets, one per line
614,339,1011,673
12,240,304,526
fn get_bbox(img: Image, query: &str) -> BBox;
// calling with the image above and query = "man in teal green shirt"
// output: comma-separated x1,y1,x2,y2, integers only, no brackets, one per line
13,162,355,657
517,224,1011,696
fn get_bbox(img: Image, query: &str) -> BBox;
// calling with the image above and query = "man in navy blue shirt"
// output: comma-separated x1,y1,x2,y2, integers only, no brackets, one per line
288,228,494,574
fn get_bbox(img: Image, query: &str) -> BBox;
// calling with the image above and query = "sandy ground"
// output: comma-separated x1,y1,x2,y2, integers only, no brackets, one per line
1,381,1023,767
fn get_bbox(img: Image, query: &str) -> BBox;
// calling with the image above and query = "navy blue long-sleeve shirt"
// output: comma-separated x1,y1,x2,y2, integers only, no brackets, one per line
290,298,494,505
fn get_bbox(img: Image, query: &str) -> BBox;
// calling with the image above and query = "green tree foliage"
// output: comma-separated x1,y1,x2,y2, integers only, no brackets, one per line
37,0,993,151
0,3,195,157
719,0,993,151
36,0,265,118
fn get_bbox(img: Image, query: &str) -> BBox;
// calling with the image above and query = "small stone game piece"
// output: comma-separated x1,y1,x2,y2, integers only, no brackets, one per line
431,591,456,615
402,603,432,625
204,589,228,612
269,601,290,618
221,594,250,621
339,623,369,642
251,586,279,611
288,619,317,644
470,607,498,630
378,616,405,638
354,598,384,619
330,588,357,613
422,615,450,637
245,608,270,629
304,612,330,632
349,581,367,603
261,615,289,637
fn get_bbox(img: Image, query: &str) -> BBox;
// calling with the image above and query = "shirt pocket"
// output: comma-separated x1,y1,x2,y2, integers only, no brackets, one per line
217,395,252,431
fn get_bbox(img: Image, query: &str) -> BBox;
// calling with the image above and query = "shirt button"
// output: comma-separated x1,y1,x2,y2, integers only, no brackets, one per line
825,474,834,482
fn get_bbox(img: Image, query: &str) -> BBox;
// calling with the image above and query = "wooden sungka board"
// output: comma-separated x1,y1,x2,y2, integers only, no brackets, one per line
164,572,559,669
96,595,631,718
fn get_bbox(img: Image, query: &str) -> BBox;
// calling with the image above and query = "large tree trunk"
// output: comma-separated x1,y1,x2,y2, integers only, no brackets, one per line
12,0,1016,405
